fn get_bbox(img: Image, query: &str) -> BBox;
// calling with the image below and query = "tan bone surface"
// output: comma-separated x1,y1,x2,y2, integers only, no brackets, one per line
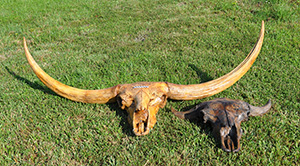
116,82,168,135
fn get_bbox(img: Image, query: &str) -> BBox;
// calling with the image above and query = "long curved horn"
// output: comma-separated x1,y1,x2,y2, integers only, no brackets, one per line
167,21,265,100
248,99,271,116
23,37,119,103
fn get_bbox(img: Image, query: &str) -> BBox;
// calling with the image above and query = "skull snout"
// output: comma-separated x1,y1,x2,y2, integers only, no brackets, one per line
220,125,242,152
221,135,241,152
133,109,150,136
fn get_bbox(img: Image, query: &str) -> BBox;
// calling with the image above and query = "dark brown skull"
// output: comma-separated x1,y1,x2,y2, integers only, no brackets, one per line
171,98,271,152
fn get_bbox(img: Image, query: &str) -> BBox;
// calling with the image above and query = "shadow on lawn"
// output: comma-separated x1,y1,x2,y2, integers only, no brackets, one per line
107,103,137,137
7,65,219,140
6,66,137,136
169,65,221,150
168,103,221,151
188,64,214,83
6,66,135,136
5,66,57,96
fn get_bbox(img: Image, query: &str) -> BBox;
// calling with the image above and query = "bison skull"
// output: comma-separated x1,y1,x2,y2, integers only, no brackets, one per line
116,82,168,135
23,21,265,136
171,98,271,152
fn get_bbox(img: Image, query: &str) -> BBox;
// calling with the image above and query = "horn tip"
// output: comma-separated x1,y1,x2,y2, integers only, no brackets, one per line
170,107,177,113
249,99,272,117
23,37,27,48
261,20,265,32
265,99,272,108
170,107,186,119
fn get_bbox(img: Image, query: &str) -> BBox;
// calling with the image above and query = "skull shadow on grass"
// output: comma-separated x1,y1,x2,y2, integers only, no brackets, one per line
188,64,214,83
106,103,136,136
168,103,221,151
168,64,221,149
5,66,57,96
6,66,135,136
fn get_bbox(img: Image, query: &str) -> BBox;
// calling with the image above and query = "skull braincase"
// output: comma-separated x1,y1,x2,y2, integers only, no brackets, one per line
23,21,265,136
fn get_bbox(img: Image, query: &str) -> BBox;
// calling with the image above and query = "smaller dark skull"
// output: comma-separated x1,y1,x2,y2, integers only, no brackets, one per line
171,98,271,152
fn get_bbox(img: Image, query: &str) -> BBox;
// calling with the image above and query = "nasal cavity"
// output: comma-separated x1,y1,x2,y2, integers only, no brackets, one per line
134,109,148,122
229,125,238,148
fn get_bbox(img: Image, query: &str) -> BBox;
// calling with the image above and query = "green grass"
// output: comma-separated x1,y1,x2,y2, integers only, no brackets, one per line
0,0,299,165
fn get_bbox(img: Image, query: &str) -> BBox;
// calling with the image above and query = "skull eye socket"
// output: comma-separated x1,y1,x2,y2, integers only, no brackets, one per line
117,95,133,109
149,94,167,106
117,96,122,107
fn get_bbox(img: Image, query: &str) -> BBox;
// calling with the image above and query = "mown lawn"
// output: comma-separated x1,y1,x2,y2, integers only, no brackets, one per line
0,0,299,165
